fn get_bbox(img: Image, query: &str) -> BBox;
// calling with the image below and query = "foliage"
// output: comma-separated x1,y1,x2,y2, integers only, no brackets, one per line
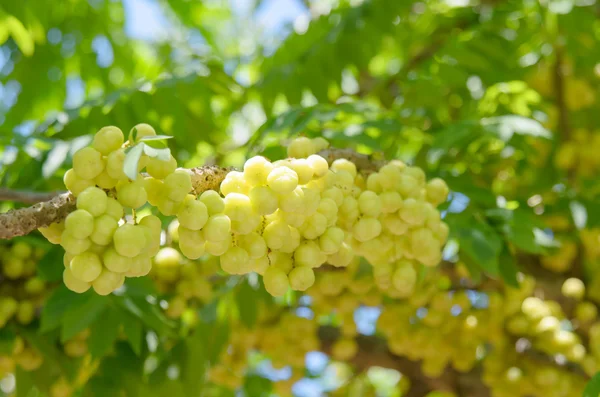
1,0,600,396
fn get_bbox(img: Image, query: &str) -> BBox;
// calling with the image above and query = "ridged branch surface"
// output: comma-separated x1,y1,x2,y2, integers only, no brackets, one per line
0,192,75,240
0,148,378,240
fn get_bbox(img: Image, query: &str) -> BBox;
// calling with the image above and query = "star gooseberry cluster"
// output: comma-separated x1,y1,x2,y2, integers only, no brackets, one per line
38,124,449,296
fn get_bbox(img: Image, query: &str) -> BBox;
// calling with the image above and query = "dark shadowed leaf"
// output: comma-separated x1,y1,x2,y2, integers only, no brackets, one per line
89,308,122,359
60,293,109,342
498,245,519,288
235,279,259,328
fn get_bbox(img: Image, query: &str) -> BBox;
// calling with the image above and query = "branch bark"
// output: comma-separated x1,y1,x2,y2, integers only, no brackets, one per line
0,148,380,240
0,166,230,240
0,192,75,240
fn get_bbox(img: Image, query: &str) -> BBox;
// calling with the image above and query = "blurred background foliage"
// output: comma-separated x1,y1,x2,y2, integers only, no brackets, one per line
3,0,600,396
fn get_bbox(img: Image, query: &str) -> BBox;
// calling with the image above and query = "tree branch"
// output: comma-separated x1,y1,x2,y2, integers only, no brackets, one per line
0,166,230,240
0,192,75,240
0,148,380,240
0,188,66,204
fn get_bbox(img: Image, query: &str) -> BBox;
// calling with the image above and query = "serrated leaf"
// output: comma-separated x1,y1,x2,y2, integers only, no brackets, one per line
583,372,600,397
123,143,144,180
142,143,171,161
60,293,109,342
89,308,122,359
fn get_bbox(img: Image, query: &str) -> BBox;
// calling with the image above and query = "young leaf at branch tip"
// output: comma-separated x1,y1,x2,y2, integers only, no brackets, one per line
138,135,174,142
123,144,145,181
142,143,171,161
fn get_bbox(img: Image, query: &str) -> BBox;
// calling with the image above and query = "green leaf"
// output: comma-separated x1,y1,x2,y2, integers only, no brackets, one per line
142,143,171,161
244,374,273,397
446,213,502,276
0,327,16,355
15,366,35,397
88,308,122,359
36,245,64,282
20,328,77,380
486,208,549,254
430,121,479,150
583,372,600,397
123,276,157,297
498,246,519,288
123,144,144,180
445,176,496,207
196,317,230,363
40,285,82,333
235,280,259,328
179,334,207,395
460,254,482,284
121,310,143,356
117,296,176,337
60,293,109,342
